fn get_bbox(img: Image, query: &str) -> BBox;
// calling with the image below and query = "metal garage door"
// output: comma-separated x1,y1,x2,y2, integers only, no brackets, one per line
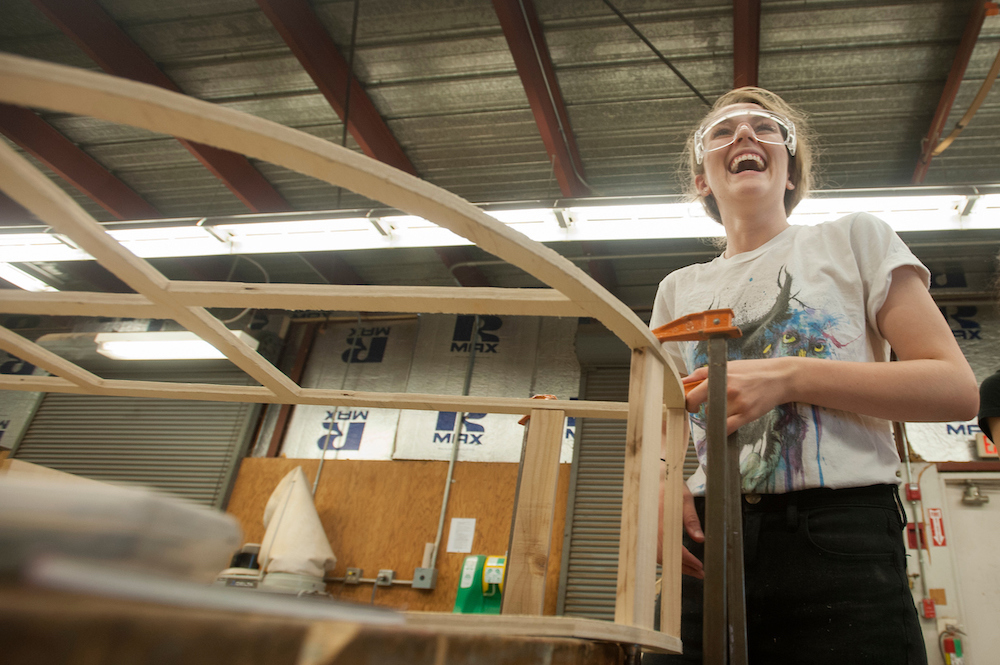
12,368,259,508
557,366,696,619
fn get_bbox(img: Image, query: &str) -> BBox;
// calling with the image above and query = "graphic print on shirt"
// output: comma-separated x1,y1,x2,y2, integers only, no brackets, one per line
687,267,855,492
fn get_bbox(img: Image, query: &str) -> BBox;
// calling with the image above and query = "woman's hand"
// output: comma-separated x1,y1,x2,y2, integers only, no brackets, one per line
680,483,705,579
658,478,705,578
683,358,793,435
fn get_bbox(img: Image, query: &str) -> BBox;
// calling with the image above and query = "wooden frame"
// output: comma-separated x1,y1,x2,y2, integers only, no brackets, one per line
0,54,686,654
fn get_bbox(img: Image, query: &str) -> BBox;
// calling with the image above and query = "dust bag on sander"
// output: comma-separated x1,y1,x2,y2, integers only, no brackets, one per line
259,466,336,580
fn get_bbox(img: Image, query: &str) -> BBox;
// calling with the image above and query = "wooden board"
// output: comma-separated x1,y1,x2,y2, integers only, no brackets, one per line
0,375,630,419
405,613,681,655
3,588,632,665
502,408,565,615
0,284,589,319
614,348,665,629
659,407,687,637
226,457,571,615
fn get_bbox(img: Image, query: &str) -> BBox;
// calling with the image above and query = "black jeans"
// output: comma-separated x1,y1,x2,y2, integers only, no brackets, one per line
646,484,927,665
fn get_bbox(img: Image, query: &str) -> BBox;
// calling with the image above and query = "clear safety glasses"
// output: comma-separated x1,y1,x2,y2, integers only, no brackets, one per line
694,109,796,164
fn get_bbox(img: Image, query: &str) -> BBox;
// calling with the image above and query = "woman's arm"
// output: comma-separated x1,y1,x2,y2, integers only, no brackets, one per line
684,266,980,433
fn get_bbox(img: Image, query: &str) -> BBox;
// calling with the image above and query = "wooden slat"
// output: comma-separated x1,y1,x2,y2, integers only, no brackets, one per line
0,375,630,419
0,325,103,388
0,290,167,318
0,54,677,381
405,613,681,654
502,408,565,616
0,283,588,319
614,347,664,629
0,138,300,402
659,407,687,637
168,282,588,317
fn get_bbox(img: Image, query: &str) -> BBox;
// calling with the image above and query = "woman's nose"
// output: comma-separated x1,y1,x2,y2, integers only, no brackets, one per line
734,122,757,142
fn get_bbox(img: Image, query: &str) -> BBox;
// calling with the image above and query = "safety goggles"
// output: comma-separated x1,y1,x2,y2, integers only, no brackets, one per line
694,109,796,165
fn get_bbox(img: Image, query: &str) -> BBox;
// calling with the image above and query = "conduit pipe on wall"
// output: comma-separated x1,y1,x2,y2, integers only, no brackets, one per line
312,312,363,496
429,315,481,572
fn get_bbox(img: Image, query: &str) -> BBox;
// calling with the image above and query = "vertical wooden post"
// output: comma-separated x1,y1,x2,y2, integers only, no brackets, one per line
615,347,665,628
660,406,687,637
501,407,565,615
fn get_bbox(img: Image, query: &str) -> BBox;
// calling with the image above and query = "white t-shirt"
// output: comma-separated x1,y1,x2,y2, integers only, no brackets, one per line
650,213,930,495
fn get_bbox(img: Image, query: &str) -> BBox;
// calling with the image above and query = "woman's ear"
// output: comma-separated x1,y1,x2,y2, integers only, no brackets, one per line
695,174,712,196
786,177,795,191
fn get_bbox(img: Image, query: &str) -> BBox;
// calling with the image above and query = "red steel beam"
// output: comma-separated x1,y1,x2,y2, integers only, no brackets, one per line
733,0,761,88
913,1,999,183
0,103,160,220
492,0,590,198
32,0,292,213
256,0,417,176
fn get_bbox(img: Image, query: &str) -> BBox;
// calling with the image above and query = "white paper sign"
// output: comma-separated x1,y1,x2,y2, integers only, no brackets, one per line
446,517,476,553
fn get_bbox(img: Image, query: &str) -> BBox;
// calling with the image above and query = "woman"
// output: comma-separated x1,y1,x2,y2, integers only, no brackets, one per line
647,88,978,664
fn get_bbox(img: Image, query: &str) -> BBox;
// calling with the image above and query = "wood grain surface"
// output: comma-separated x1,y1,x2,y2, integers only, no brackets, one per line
226,457,572,615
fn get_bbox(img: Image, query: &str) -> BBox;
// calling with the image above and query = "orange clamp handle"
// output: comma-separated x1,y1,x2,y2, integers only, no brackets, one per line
652,308,742,342
518,394,557,426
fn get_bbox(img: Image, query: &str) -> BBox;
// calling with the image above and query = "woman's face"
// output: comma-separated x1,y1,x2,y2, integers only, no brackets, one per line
694,102,794,218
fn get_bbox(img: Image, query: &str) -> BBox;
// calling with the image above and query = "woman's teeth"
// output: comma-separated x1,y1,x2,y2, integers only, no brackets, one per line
729,153,766,173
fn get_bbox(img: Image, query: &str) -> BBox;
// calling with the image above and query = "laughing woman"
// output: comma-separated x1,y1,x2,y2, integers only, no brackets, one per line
647,88,978,664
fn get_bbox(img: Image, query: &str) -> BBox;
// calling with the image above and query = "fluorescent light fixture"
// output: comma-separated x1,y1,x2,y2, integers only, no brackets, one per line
0,192,997,263
95,330,259,361
0,263,58,291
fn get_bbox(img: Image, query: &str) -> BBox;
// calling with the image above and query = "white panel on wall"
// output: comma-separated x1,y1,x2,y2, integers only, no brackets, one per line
393,315,580,463
281,319,418,460
908,303,998,461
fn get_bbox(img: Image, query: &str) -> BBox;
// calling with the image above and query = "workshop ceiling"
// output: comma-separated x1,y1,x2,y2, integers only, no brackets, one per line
1,0,999,309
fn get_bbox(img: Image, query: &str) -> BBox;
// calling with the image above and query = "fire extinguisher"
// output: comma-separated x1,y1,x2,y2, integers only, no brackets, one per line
940,625,965,665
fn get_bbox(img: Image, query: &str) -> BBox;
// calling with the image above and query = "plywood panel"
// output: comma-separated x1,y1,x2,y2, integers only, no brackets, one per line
226,457,571,614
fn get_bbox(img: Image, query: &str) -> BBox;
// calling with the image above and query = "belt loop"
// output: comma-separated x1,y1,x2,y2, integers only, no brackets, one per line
892,484,908,528
785,497,799,530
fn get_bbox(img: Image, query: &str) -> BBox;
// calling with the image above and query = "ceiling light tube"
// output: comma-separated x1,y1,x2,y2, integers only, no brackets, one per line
95,330,259,361
0,263,58,291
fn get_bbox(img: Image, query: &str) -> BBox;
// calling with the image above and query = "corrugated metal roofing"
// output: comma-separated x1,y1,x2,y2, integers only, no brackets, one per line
0,0,998,299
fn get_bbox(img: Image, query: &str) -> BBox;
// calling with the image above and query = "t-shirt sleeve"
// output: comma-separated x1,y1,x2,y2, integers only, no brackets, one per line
979,370,1000,442
650,274,689,376
849,212,931,334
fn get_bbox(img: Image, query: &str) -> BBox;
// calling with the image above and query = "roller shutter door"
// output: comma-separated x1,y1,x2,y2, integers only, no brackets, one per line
557,367,696,619
12,368,258,508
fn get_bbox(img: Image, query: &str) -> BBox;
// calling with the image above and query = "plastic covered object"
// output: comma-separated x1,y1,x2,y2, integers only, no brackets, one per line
0,474,242,583
259,467,336,578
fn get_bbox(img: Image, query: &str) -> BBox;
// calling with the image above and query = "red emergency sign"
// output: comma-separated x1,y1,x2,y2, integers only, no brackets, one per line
927,508,946,547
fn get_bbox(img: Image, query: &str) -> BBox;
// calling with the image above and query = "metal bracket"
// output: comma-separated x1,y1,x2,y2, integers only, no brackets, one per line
412,567,437,590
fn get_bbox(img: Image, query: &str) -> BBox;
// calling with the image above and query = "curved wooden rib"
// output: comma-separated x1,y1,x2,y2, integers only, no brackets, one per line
0,375,630,420
0,284,589,319
0,55,669,363
0,139,301,402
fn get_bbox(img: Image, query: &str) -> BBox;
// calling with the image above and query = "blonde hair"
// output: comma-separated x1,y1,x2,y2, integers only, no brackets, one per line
683,87,816,223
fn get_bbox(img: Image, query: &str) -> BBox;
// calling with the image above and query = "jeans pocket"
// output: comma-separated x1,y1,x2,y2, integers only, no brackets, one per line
803,506,899,559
